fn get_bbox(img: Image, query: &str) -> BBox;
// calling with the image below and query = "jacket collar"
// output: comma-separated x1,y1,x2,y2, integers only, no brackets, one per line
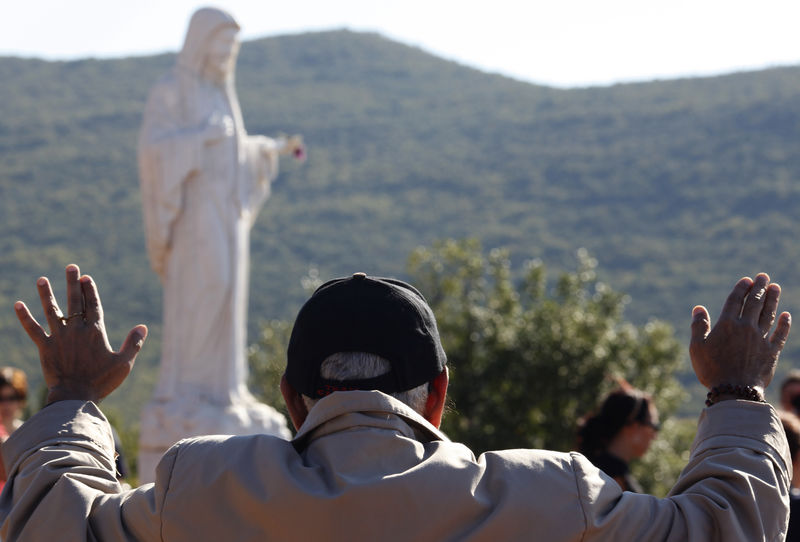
291,390,449,451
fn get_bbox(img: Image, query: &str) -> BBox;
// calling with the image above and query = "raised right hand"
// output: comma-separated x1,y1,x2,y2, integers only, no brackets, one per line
689,273,791,394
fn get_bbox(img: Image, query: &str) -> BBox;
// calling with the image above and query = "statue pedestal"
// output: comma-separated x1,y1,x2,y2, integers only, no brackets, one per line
137,394,290,483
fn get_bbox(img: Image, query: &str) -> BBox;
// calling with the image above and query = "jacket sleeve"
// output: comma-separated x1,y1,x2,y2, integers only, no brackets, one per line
0,401,174,542
575,400,791,542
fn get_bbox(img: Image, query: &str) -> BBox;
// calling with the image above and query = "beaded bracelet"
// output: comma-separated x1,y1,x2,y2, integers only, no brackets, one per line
705,384,766,407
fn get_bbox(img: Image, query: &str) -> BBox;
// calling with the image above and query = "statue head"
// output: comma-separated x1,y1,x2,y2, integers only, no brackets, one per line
202,26,240,84
178,7,241,83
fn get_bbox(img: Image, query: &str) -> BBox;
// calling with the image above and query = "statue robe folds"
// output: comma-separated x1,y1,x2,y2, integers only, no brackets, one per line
139,74,277,405
138,7,290,483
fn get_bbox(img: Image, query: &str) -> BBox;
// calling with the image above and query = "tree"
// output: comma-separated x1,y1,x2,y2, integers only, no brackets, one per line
407,239,688,494
248,318,293,424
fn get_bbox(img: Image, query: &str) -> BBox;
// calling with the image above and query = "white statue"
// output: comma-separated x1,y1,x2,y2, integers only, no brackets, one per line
137,7,299,482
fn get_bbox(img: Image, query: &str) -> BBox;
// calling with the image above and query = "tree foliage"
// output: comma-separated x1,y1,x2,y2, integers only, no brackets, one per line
248,318,293,423
248,266,324,423
407,239,686,454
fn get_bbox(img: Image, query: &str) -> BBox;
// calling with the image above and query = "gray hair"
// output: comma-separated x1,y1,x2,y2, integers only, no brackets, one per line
302,352,429,414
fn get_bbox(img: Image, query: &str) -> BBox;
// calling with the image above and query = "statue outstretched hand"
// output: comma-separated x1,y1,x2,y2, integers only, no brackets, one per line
14,264,147,405
280,134,306,162
690,273,791,397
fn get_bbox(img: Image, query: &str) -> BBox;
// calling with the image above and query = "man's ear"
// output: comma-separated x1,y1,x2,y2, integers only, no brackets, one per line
280,374,309,431
423,367,449,428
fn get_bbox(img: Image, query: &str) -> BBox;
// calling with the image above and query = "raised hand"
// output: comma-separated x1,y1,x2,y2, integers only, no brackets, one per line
690,273,791,395
14,264,147,404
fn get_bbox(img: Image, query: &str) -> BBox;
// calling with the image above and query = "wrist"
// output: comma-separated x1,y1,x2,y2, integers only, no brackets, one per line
46,384,100,405
705,384,766,407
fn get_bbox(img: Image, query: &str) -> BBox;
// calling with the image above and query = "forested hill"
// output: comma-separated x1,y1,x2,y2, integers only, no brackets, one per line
1,30,799,416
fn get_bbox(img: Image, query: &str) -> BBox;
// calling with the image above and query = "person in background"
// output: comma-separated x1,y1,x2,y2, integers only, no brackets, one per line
0,366,25,493
780,410,800,541
577,381,660,492
781,370,800,415
0,367,27,436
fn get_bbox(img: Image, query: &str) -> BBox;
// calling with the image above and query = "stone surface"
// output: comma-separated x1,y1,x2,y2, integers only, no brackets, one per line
137,7,292,483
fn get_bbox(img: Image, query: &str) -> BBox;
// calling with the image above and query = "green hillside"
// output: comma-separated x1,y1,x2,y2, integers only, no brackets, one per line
1,30,799,421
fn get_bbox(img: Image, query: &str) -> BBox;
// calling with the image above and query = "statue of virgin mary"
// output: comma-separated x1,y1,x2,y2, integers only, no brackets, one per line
137,7,300,482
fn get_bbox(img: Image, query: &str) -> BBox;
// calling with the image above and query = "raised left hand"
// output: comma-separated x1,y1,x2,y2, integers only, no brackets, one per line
14,264,147,404
689,273,791,395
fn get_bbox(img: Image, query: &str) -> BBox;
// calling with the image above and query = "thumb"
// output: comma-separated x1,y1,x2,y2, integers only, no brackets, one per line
770,312,792,353
118,325,148,365
690,306,710,343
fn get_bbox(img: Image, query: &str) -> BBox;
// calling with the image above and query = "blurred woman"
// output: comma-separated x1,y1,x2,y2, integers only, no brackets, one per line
577,383,660,493
780,410,800,541
0,366,27,492
0,366,27,435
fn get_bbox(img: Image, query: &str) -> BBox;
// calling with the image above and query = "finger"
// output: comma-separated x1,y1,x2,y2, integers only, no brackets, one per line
758,283,781,336
690,305,711,343
769,311,792,354
741,273,770,324
65,264,83,317
36,277,63,330
14,301,48,345
80,275,103,324
719,276,754,321
115,325,148,366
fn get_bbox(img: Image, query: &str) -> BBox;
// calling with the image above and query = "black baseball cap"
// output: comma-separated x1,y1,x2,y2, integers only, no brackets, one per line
286,272,447,399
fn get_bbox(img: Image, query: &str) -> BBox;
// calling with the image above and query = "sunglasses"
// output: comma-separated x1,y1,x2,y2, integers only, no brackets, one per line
643,420,661,432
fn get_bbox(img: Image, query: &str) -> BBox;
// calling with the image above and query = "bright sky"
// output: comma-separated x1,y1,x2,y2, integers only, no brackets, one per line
2,0,799,88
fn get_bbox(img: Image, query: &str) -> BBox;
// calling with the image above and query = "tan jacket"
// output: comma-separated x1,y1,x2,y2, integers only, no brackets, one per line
0,392,791,541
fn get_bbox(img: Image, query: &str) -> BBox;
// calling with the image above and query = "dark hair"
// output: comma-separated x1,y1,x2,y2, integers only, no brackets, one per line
577,387,656,455
780,410,800,461
782,370,800,395
0,367,27,401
